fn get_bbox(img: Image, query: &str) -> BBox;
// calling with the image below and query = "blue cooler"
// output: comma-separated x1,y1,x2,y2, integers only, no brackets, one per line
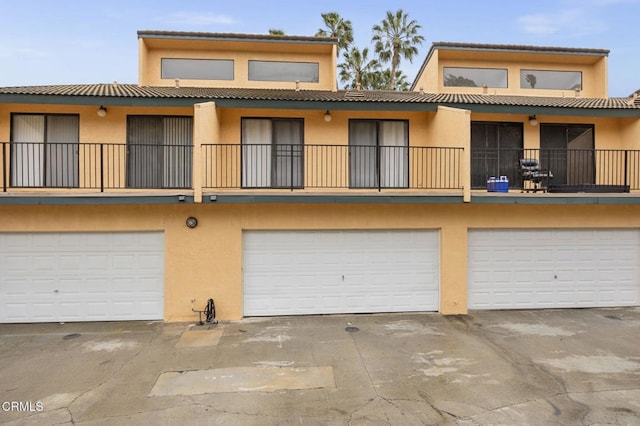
487,176,509,193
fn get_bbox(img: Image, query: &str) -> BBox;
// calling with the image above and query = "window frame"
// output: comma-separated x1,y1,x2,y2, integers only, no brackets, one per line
520,69,583,90
443,67,509,88
470,121,524,189
240,117,305,189
126,115,194,189
10,112,80,188
161,58,234,81
348,118,410,189
248,60,320,83
539,123,595,186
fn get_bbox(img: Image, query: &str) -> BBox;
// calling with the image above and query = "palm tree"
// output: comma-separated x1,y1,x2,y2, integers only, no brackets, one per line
338,47,379,90
369,69,411,91
315,12,354,56
372,9,425,90
268,29,285,35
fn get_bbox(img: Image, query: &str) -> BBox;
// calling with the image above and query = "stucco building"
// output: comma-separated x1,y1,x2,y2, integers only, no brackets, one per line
1,31,639,323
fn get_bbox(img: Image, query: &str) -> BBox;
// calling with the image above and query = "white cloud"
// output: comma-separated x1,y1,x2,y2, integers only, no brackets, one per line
161,12,237,26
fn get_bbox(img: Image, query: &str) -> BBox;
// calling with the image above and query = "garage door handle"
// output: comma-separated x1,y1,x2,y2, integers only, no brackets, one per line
54,290,59,293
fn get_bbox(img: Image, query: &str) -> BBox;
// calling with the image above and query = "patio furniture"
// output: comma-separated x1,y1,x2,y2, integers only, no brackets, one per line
519,158,553,193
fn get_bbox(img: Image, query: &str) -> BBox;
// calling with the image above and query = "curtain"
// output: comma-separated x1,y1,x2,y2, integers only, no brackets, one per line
272,120,303,188
380,121,408,188
46,115,79,187
349,121,377,188
242,119,272,187
163,117,193,188
11,115,45,187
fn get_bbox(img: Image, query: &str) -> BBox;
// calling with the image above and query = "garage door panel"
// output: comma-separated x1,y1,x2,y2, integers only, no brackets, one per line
0,232,164,323
469,229,640,310
243,230,439,316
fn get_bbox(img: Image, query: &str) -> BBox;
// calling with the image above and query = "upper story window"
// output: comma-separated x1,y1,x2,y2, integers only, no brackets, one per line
443,67,508,88
248,60,319,83
161,58,234,80
520,69,582,90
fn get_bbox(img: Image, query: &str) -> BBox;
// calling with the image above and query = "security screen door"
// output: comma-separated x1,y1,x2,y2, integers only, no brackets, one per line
471,122,522,189
540,124,594,186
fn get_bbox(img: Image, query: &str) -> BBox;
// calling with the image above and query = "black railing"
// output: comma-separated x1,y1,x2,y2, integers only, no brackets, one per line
1,142,192,191
3,142,638,194
203,144,463,190
472,148,640,190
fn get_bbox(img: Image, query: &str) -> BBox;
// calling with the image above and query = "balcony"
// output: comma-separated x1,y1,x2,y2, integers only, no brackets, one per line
472,148,640,192
2,142,639,203
1,142,192,192
202,144,463,192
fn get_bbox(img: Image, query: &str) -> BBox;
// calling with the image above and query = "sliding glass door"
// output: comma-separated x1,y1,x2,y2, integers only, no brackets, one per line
241,118,303,188
349,120,408,188
127,116,193,189
11,114,79,187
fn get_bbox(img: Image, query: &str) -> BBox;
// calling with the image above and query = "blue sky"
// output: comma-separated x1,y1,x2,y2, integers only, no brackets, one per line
1,0,638,96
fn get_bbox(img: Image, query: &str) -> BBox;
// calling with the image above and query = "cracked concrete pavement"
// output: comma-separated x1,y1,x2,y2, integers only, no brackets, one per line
1,307,639,425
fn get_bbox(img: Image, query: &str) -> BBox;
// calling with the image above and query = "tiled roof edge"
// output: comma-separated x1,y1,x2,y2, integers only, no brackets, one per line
137,30,337,44
431,41,609,56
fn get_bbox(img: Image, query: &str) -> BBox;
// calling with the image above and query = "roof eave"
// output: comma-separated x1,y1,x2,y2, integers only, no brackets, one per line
137,30,337,46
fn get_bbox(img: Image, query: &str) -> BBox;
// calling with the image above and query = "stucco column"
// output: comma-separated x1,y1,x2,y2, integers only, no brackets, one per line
440,224,468,314
432,106,471,202
193,102,219,203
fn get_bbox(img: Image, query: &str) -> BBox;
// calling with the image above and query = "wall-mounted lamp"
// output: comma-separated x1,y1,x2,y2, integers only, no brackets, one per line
324,110,332,122
185,216,198,229
528,115,538,126
97,106,107,118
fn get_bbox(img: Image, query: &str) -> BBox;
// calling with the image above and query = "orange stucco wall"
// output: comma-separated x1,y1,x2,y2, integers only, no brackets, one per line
1,202,639,321
414,49,608,97
139,38,336,90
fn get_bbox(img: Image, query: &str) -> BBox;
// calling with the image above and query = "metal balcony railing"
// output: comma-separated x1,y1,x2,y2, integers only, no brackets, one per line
471,148,640,191
1,142,193,191
202,144,463,191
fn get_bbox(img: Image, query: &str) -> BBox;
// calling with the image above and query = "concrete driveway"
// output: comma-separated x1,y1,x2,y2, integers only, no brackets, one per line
1,308,639,425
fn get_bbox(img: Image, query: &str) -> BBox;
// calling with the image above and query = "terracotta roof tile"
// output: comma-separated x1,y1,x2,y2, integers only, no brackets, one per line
0,84,638,111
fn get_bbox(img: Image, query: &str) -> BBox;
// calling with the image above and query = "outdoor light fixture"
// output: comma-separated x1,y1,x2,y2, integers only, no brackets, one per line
324,110,332,122
528,115,538,126
97,106,107,117
186,216,198,229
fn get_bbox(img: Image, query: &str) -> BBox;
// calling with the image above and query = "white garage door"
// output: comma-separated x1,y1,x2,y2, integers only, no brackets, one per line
468,229,640,310
243,230,439,316
0,232,164,323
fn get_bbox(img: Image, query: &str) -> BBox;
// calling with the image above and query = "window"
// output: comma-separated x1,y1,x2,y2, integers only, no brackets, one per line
349,120,408,189
444,67,508,88
540,124,594,185
248,61,319,83
241,118,303,188
471,122,523,189
126,116,193,189
520,70,582,90
161,58,234,80
11,114,79,188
